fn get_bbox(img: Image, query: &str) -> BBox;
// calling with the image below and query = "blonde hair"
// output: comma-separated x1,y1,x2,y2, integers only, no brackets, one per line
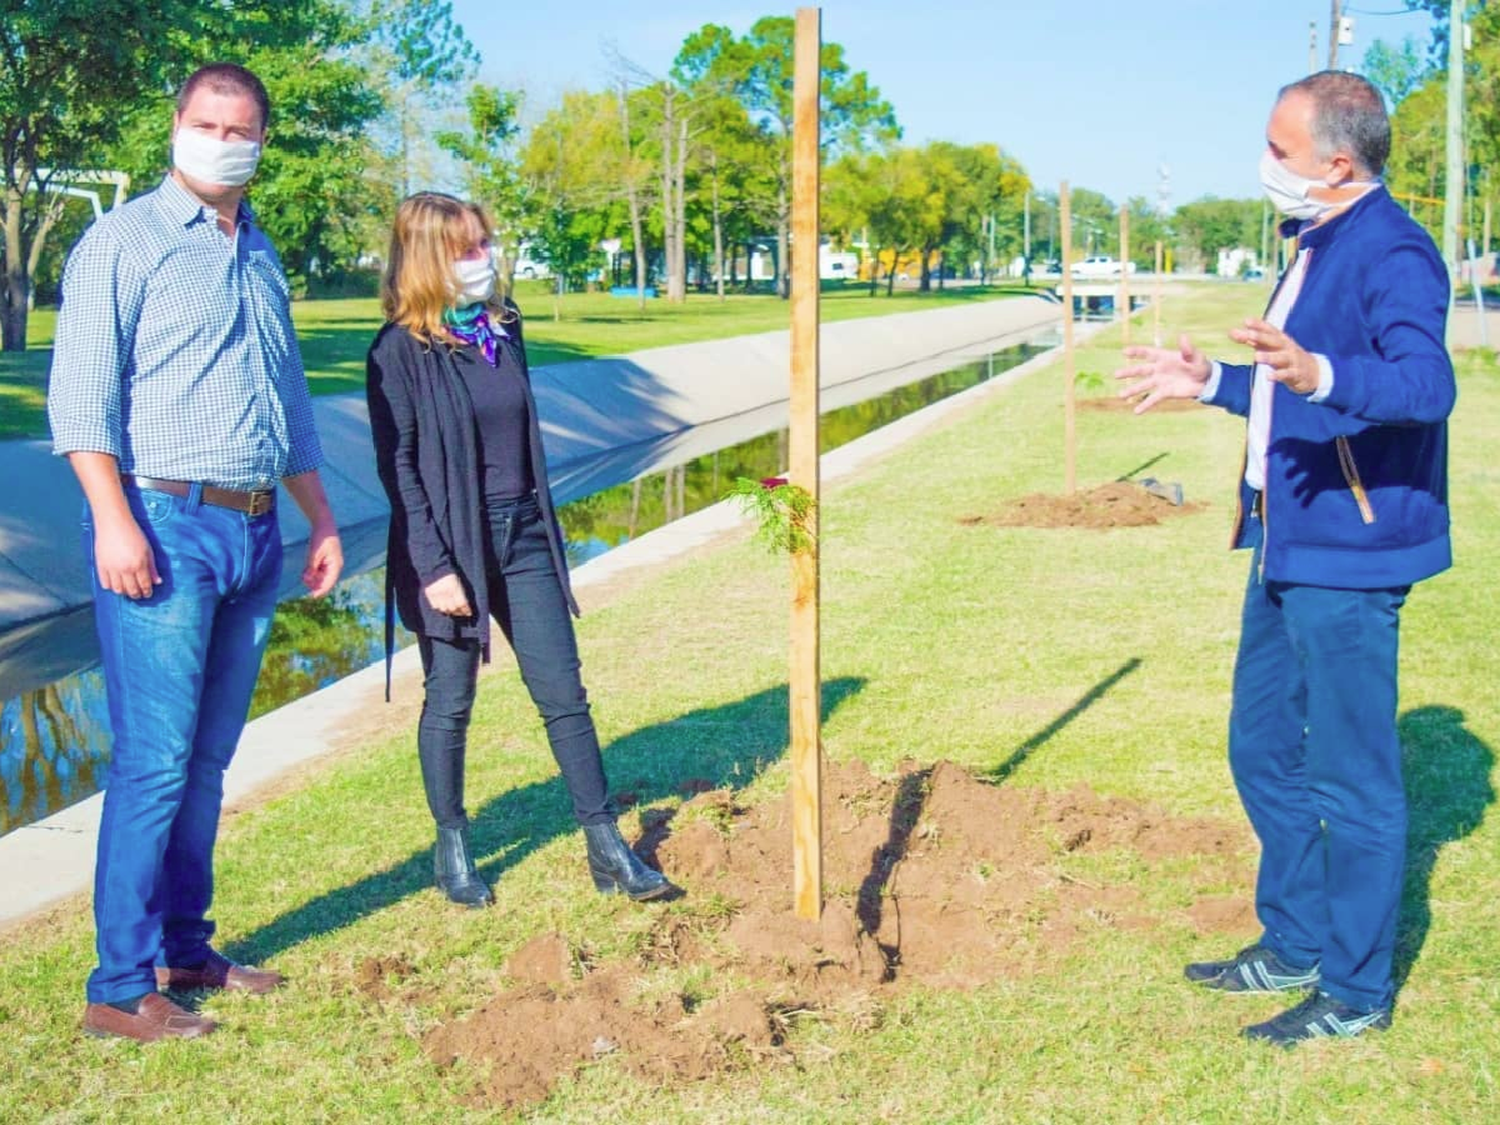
381,192,511,346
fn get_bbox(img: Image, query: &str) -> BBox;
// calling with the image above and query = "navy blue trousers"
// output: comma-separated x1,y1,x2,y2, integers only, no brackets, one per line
1230,523,1409,1011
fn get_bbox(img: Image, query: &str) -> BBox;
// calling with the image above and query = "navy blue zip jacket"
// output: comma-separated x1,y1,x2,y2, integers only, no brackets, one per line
1205,186,1454,589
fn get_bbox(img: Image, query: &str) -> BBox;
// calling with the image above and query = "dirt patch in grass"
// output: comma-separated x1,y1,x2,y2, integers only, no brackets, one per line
960,481,1207,530
421,759,1251,1110
1077,395,1204,413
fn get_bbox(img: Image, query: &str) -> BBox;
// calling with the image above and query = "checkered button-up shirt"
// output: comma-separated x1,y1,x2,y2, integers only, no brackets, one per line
47,175,323,491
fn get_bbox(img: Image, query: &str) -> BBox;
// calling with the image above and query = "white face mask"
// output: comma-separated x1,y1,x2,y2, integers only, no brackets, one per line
1258,149,1367,222
453,256,496,305
173,129,262,188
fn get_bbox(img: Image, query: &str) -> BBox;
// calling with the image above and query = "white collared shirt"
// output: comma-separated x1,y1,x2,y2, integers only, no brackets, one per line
1199,247,1334,491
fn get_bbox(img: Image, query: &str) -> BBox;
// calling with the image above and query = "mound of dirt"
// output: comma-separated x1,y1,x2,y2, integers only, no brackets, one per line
1077,395,1204,413
961,480,1206,529
421,759,1252,1110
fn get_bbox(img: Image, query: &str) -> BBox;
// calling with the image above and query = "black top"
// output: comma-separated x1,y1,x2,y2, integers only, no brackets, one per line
452,342,534,502
366,302,578,694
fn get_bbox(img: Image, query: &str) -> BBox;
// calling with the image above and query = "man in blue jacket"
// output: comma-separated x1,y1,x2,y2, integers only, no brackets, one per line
1116,71,1453,1046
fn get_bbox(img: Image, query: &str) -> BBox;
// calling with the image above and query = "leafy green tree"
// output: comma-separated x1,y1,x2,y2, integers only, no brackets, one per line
1172,197,1262,273
1363,35,1429,108
722,16,899,298
520,90,624,318
0,0,197,351
372,0,479,196
1123,196,1173,272
99,2,389,290
436,84,526,287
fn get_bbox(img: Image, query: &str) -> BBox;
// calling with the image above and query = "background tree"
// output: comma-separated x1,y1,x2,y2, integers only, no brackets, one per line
520,90,623,319
436,83,526,289
728,16,898,298
1172,197,1262,273
373,0,479,196
0,0,195,351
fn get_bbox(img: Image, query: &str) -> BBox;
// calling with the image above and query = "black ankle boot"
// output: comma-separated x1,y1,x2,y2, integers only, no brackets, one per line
433,824,494,908
582,821,677,901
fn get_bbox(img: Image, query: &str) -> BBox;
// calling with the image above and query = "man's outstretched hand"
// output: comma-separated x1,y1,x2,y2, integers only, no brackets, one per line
1113,333,1212,413
1229,318,1321,395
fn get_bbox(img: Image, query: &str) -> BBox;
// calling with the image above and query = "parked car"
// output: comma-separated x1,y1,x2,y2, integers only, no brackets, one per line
1069,255,1135,278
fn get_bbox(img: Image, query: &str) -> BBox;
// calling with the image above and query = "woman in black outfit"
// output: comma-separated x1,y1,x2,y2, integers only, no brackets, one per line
366,192,673,907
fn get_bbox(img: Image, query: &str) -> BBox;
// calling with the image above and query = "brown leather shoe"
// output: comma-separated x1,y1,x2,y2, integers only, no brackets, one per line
84,993,216,1042
155,949,284,994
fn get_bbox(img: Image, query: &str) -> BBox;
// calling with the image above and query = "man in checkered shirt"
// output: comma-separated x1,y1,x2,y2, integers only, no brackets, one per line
47,63,344,1044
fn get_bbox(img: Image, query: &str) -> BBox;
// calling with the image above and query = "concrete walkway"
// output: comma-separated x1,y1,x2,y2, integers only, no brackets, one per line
0,318,1105,931
0,296,1059,700
1449,305,1499,351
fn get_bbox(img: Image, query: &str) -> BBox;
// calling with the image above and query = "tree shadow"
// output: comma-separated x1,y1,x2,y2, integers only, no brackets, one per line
223,676,865,965
986,657,1143,783
1116,453,1169,482
848,658,1143,977
856,765,932,979
1393,704,1494,993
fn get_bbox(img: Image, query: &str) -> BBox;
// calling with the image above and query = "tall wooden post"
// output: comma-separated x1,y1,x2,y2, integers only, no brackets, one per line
1118,207,1130,346
1060,180,1076,495
1153,239,1164,346
789,6,823,921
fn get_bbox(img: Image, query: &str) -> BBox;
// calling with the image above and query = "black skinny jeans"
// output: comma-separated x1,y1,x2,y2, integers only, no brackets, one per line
416,495,611,829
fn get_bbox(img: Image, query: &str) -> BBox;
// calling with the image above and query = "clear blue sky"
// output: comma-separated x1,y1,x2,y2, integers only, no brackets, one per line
448,0,1436,205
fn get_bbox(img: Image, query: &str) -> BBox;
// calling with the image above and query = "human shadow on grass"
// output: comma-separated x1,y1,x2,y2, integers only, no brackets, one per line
223,676,866,965
1393,705,1494,995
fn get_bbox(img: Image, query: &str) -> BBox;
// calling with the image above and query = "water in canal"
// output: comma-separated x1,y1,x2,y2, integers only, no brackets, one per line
0,334,1056,835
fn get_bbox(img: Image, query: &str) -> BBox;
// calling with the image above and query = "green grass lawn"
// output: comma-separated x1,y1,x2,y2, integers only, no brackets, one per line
1,282,1495,1122
0,280,1040,439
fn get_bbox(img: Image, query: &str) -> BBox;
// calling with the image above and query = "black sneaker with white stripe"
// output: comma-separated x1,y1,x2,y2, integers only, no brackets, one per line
1184,943,1320,993
1242,990,1392,1046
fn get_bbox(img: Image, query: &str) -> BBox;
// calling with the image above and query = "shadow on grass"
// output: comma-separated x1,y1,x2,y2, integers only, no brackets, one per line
225,676,866,965
1394,704,1494,993
987,657,1143,783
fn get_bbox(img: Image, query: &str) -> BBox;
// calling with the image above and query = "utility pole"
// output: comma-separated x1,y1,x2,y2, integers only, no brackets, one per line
1328,1,1342,70
1023,190,1031,263
1442,0,1464,275
1309,22,1318,74
986,212,996,282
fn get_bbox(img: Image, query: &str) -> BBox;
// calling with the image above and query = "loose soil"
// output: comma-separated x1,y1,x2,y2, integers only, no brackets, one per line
961,481,1207,530
417,759,1254,1111
1077,395,1204,413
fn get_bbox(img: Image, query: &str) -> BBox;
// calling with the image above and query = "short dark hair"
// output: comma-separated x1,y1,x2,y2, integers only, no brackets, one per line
1279,71,1390,177
176,63,271,130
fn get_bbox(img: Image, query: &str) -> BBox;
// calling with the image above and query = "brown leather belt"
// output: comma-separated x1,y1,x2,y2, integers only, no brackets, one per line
122,474,276,517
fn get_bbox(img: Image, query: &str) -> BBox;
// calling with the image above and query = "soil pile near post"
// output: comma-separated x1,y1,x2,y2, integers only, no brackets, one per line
961,481,1207,530
416,759,1253,1110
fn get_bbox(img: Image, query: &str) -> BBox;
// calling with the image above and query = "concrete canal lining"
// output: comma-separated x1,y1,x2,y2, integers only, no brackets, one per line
0,295,1059,700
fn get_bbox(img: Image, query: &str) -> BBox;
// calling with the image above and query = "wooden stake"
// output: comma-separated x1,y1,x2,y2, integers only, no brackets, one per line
1153,239,1163,346
789,6,823,922
1060,180,1076,495
1119,207,1130,346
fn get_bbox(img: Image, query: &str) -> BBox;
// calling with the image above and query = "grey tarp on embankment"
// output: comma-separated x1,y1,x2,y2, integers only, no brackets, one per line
0,294,1059,699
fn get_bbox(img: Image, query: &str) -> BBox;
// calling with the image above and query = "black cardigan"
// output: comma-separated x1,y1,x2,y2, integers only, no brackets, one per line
366,304,578,692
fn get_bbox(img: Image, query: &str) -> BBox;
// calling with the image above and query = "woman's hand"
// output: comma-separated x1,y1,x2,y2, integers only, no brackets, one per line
424,573,472,617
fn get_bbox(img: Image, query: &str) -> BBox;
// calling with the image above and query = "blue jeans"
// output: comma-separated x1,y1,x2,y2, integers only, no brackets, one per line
84,485,281,1003
416,495,610,830
1229,519,1409,1012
